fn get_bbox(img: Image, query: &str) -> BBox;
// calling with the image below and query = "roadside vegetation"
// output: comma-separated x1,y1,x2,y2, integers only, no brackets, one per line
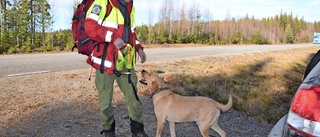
1,46,319,131
141,46,319,124
1,0,320,54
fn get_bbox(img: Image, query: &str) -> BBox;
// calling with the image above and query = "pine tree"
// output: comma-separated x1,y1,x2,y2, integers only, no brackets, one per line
37,0,53,47
285,24,294,44
17,0,31,49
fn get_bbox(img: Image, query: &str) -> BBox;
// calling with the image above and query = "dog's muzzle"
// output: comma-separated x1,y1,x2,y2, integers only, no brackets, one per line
139,79,147,85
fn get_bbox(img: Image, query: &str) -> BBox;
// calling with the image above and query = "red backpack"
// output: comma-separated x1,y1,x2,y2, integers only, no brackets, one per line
71,0,112,56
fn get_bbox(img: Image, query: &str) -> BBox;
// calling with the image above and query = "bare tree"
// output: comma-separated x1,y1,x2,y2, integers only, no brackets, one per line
147,0,153,27
159,0,168,29
147,0,153,44
157,0,168,42
159,0,177,39
179,3,189,36
167,0,173,39
187,1,199,35
179,2,187,36
225,10,231,43
203,7,212,34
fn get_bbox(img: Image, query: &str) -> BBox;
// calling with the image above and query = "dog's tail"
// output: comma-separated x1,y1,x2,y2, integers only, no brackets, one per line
214,94,232,112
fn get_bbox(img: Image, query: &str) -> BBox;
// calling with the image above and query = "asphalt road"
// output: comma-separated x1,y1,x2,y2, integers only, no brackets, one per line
1,44,320,77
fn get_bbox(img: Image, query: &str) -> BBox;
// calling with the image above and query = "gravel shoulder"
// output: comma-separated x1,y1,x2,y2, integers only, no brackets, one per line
1,62,273,137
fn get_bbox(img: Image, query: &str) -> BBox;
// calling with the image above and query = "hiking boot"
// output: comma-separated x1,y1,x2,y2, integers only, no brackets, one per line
100,120,116,137
132,131,148,137
130,118,148,137
100,131,116,137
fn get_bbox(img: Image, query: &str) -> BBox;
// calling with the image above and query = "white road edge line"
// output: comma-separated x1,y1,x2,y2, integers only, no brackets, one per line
7,70,50,77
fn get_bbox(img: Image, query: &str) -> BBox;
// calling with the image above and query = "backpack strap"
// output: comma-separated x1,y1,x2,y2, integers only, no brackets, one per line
99,0,113,25
99,1,113,74
106,0,112,17
100,42,109,74
80,0,87,30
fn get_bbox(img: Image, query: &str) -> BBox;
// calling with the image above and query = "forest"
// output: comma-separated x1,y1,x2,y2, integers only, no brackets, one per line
1,0,320,54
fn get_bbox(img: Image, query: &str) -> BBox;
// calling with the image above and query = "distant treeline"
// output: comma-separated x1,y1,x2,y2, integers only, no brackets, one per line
1,0,320,54
137,13,320,45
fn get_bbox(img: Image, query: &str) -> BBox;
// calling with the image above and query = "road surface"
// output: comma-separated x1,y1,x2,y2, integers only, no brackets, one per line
1,44,320,77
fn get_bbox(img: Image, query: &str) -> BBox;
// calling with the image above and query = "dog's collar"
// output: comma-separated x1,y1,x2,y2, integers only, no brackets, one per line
152,87,170,96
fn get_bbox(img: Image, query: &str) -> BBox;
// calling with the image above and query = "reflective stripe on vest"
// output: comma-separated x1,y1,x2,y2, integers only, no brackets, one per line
135,40,140,45
87,13,118,29
91,55,112,68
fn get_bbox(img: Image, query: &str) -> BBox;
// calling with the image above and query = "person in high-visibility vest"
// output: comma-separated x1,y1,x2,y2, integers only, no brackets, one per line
84,0,147,136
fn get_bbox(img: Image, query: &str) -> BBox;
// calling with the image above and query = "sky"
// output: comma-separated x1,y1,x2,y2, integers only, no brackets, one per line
48,0,320,31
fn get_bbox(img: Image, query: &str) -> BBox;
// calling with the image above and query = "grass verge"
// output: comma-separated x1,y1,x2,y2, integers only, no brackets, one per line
140,47,320,124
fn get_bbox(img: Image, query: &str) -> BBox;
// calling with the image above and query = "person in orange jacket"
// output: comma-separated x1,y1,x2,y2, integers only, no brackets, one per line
84,0,148,136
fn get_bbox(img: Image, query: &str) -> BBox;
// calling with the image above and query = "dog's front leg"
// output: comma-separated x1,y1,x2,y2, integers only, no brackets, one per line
169,121,176,137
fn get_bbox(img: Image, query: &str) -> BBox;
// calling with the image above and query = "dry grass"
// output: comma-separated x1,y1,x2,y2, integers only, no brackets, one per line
141,47,319,124
0,46,318,131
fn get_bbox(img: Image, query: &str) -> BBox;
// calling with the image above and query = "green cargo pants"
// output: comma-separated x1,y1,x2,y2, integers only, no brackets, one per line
95,68,143,130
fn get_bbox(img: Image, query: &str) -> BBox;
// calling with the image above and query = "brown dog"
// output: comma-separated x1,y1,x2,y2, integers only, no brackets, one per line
140,70,232,137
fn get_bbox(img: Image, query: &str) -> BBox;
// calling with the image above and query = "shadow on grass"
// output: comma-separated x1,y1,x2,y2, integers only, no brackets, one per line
164,54,315,124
